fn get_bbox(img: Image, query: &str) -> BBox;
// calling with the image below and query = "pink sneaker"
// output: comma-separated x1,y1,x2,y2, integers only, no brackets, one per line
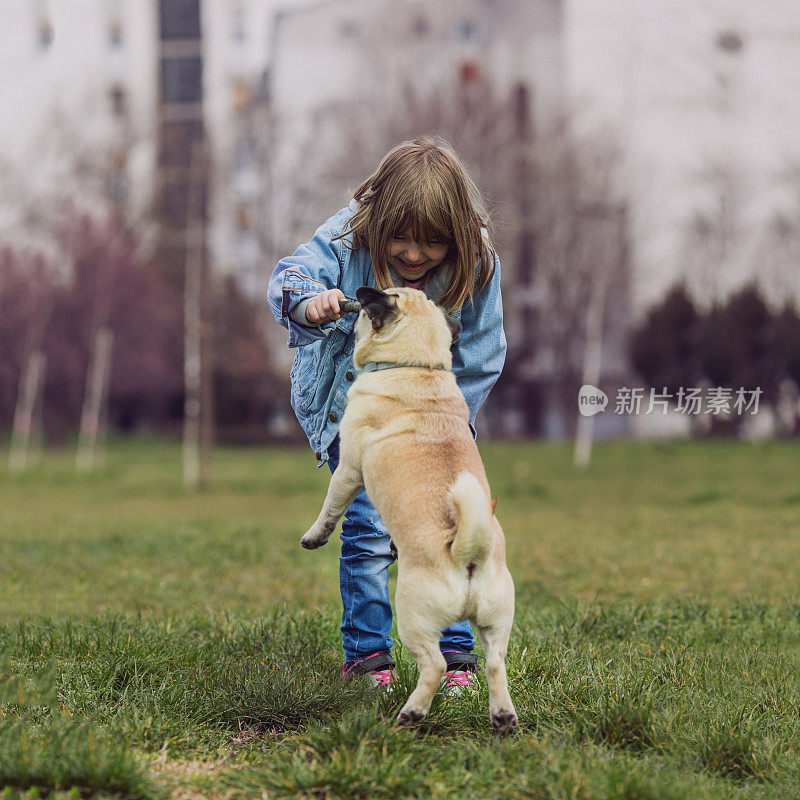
342,651,398,690
366,667,398,689
443,669,479,695
441,651,479,695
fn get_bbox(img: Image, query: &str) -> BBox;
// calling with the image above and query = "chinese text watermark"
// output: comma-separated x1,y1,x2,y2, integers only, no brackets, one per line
578,385,763,417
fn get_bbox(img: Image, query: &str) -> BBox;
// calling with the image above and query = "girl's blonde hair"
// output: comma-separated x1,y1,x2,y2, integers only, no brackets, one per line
334,136,496,312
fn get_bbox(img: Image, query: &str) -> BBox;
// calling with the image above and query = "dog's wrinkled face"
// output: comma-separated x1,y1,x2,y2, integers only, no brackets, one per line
353,286,461,369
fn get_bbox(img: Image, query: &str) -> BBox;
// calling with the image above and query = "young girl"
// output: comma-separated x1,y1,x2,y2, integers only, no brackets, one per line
267,136,506,689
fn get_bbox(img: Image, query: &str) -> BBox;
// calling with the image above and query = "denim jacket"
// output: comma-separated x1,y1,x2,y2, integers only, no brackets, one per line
267,201,507,464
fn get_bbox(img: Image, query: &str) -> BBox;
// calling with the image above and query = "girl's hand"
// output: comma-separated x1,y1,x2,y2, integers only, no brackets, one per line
305,288,347,323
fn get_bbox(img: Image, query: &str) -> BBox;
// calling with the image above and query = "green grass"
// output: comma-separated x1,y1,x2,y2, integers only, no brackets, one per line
1,437,799,798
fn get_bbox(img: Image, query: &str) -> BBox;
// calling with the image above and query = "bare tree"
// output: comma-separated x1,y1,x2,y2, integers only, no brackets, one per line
0,98,150,465
753,161,800,310
679,157,747,307
527,119,628,438
6,254,55,471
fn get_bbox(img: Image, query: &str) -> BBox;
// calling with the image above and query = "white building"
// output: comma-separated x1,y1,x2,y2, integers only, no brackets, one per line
0,0,303,288
1,0,797,324
0,0,158,257
565,0,800,313
268,0,561,114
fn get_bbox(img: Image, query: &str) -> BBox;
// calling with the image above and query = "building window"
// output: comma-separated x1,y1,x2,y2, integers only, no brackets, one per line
232,79,252,113
412,17,429,36
232,6,246,43
159,0,201,40
716,29,744,54
161,55,203,104
110,84,127,117
459,61,480,86
772,213,792,240
37,18,53,50
109,20,123,48
161,119,204,169
458,20,476,40
514,83,532,137
109,149,128,202
236,206,252,231
338,20,358,39
34,0,52,50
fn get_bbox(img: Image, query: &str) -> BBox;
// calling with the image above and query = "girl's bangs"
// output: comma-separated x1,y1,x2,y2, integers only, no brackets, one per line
391,201,452,246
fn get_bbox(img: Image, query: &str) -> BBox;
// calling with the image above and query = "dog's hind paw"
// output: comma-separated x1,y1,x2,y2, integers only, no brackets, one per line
491,710,518,736
396,708,425,727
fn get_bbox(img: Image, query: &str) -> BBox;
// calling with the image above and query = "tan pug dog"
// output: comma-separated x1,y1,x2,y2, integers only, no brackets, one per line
300,286,517,734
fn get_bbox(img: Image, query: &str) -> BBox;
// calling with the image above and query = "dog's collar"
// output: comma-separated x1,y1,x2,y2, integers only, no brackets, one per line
359,361,447,373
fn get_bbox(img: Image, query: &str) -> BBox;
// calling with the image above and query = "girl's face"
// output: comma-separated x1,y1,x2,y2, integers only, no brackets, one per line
387,229,449,286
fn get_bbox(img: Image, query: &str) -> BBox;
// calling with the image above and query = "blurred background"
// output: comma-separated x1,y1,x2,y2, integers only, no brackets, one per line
1,0,799,469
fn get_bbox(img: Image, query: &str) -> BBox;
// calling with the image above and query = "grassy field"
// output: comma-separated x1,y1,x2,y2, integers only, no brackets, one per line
1,437,799,798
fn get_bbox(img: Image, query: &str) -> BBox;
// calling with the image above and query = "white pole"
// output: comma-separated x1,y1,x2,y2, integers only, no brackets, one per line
573,271,607,470
183,142,205,490
76,327,114,472
9,350,46,472
573,205,621,470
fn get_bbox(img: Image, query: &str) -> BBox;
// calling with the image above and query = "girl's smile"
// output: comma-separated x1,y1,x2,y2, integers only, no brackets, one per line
388,231,449,286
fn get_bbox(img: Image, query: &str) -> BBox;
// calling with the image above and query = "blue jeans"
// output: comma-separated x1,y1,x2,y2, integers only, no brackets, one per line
327,437,475,663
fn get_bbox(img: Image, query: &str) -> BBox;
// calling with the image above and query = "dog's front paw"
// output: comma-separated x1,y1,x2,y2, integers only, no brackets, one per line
300,530,328,549
300,522,335,550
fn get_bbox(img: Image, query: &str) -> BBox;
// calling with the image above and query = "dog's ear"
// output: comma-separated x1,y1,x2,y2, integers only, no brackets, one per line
441,309,462,343
356,287,398,331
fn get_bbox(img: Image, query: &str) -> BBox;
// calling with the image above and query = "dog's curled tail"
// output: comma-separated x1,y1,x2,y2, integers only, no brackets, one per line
448,471,494,570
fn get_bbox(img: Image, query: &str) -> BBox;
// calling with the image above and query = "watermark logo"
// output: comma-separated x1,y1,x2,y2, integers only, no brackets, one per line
578,384,608,416
577,386,763,416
